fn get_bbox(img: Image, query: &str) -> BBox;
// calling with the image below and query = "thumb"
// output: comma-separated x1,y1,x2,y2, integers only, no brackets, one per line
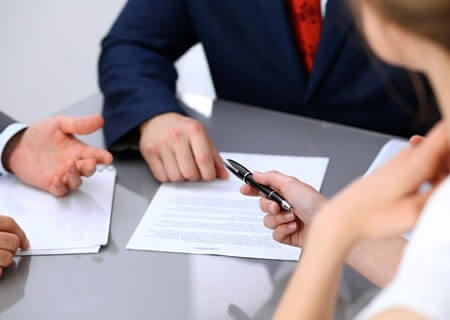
253,171,293,194
57,115,104,135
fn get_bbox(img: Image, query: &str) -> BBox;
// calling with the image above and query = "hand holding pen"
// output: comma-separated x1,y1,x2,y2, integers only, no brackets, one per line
232,162,328,248
224,159,293,210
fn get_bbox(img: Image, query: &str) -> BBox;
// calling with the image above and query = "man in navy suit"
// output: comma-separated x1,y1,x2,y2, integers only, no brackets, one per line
99,0,437,287
100,0,436,183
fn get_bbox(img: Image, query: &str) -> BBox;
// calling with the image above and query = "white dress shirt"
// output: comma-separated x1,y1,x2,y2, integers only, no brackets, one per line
321,0,328,16
0,123,28,175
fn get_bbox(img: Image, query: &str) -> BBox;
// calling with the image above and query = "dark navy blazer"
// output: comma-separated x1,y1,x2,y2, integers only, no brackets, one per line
99,0,437,150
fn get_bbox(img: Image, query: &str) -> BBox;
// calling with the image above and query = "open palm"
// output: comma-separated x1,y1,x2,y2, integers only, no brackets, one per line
5,115,113,196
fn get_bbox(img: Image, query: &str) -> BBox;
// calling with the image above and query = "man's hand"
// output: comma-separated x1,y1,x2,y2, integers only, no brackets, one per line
0,215,29,278
2,115,113,197
241,172,327,248
139,113,228,182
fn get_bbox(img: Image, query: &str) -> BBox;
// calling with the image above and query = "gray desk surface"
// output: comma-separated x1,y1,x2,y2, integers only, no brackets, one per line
0,95,394,320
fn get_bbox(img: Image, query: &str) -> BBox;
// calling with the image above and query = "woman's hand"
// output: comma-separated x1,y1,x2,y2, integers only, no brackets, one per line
316,122,449,246
240,172,327,248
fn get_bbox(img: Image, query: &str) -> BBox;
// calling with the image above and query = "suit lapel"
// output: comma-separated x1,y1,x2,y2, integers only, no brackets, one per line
303,0,353,102
258,0,308,95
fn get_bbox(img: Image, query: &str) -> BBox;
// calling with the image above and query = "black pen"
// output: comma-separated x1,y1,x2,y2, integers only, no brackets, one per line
224,159,293,211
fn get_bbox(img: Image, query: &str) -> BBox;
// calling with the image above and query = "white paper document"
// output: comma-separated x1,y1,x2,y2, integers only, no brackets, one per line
0,166,116,256
127,153,329,261
365,139,408,175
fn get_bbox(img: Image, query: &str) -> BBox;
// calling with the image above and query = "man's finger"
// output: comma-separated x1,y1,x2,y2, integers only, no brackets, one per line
160,147,184,182
144,154,168,182
0,232,21,253
66,165,82,190
173,139,201,181
0,250,13,267
76,159,97,177
211,146,228,180
80,146,113,165
49,175,69,197
190,132,217,181
0,217,29,250
57,115,104,135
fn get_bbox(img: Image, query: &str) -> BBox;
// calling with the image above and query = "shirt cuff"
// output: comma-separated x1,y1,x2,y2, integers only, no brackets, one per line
0,123,28,176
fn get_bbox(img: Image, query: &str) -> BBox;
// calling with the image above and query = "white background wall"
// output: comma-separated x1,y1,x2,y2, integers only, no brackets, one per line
0,0,215,123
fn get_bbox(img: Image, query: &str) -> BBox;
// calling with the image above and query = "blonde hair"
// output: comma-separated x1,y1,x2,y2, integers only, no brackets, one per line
364,0,450,51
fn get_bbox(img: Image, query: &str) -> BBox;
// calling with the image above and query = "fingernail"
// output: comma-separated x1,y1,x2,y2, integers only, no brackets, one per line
284,213,294,220
288,222,297,230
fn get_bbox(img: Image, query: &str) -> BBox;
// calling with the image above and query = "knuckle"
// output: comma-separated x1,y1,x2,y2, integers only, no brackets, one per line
285,176,297,185
5,235,20,251
143,144,159,156
2,217,16,230
187,121,203,133
169,127,182,142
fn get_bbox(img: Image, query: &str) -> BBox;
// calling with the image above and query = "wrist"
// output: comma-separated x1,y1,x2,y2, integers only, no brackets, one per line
309,207,360,256
139,118,153,135
139,112,181,135
2,129,26,174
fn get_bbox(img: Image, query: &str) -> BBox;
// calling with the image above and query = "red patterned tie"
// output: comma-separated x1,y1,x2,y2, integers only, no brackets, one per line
286,0,323,74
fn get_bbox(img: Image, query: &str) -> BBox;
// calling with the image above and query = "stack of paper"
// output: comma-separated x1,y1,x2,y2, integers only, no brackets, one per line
127,152,329,261
0,166,116,255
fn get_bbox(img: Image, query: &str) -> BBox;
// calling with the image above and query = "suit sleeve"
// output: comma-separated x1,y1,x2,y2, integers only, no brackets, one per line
0,111,15,132
0,111,27,175
99,0,198,152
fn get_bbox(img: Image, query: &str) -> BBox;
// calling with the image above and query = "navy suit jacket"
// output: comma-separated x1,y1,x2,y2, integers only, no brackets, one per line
99,0,438,151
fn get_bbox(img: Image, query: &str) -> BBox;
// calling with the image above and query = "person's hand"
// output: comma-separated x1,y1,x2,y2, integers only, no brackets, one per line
0,216,29,278
139,112,228,182
315,122,449,246
240,172,327,248
2,115,113,197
